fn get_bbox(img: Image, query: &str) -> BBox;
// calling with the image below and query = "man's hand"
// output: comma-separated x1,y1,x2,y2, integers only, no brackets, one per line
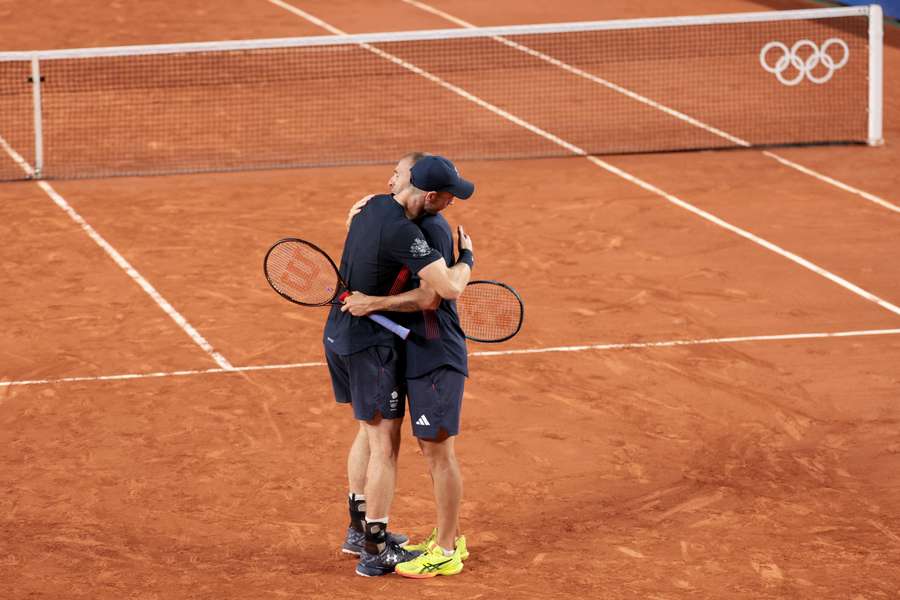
340,291,378,316
346,194,374,230
457,224,473,254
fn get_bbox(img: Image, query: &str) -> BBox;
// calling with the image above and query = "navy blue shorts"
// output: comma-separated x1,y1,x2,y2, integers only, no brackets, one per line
325,345,406,421
407,367,466,439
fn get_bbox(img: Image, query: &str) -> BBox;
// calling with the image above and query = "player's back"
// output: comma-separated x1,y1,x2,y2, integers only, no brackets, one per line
324,194,440,355
339,194,411,297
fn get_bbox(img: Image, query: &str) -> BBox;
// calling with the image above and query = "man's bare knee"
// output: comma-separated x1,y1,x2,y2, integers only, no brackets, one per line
418,432,456,467
364,415,402,459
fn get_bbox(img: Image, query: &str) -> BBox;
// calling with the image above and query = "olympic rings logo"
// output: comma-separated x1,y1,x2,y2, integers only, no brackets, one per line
759,38,849,86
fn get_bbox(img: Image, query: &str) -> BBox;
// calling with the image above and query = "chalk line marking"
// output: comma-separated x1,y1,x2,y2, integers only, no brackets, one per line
0,134,34,176
2,328,897,388
0,141,234,370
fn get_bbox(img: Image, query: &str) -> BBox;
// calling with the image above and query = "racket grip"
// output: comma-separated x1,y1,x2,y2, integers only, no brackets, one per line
369,313,410,340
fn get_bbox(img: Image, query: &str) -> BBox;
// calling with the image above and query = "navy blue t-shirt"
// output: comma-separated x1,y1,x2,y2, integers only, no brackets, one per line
400,213,468,378
323,195,442,355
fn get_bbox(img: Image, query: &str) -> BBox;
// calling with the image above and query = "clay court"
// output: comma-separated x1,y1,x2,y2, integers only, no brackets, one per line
1,1,899,598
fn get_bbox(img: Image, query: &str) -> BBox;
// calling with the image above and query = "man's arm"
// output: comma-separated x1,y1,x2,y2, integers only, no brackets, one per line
342,280,440,317
415,224,473,300
345,194,373,230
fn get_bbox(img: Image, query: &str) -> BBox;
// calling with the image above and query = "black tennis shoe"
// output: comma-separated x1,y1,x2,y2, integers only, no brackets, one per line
355,540,422,577
341,527,409,556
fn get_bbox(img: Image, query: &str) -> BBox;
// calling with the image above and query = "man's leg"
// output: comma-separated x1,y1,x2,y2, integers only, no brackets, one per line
418,433,462,552
326,347,371,543
343,419,411,556
395,366,468,579
348,424,369,493
356,412,421,577
345,424,368,537
361,412,402,552
346,346,419,576
336,345,410,560
394,428,466,579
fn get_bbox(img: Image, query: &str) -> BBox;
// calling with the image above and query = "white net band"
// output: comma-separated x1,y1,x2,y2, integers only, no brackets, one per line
0,6,881,181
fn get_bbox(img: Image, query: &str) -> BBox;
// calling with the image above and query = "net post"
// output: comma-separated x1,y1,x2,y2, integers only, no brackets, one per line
30,57,44,178
867,3,883,146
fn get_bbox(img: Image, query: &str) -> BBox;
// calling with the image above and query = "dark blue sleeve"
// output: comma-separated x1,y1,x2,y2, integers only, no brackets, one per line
383,219,443,274
419,216,454,267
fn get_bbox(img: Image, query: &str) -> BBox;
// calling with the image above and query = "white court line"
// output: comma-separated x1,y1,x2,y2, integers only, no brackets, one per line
580,155,900,316
269,0,900,317
401,0,900,214
761,151,900,213
0,360,326,388
0,146,234,371
0,134,35,176
2,328,898,388
470,328,900,357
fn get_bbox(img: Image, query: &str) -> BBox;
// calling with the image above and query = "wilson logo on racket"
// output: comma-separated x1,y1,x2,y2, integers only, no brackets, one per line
280,247,322,292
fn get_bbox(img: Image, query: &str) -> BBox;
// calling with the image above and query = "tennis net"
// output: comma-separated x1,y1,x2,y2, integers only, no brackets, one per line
0,5,883,181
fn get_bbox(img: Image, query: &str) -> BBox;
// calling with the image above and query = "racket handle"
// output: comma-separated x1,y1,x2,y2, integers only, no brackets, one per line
338,292,409,339
369,313,410,340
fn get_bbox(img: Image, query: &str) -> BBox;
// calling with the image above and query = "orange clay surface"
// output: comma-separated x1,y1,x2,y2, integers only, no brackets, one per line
1,1,899,599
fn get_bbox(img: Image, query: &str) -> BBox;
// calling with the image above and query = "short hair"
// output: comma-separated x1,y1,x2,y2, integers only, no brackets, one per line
402,151,430,164
401,153,430,196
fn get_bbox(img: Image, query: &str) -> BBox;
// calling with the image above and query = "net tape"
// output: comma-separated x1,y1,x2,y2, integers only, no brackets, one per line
0,6,876,181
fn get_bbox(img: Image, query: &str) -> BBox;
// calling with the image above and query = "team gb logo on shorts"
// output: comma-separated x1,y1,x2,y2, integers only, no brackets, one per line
410,238,431,257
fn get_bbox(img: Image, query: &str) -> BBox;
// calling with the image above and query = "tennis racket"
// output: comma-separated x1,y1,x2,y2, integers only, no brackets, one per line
456,280,524,343
263,238,410,340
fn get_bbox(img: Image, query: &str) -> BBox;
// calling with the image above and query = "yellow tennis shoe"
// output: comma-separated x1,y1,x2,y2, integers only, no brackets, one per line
402,528,436,554
395,540,464,578
403,528,469,561
455,535,468,561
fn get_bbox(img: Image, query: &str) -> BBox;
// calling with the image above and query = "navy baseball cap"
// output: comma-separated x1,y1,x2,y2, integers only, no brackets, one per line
410,155,474,200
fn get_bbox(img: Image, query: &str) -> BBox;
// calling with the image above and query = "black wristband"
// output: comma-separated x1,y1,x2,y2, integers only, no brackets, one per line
458,249,474,268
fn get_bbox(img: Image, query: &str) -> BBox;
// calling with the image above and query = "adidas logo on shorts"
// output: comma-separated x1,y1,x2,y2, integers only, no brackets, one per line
416,414,431,426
